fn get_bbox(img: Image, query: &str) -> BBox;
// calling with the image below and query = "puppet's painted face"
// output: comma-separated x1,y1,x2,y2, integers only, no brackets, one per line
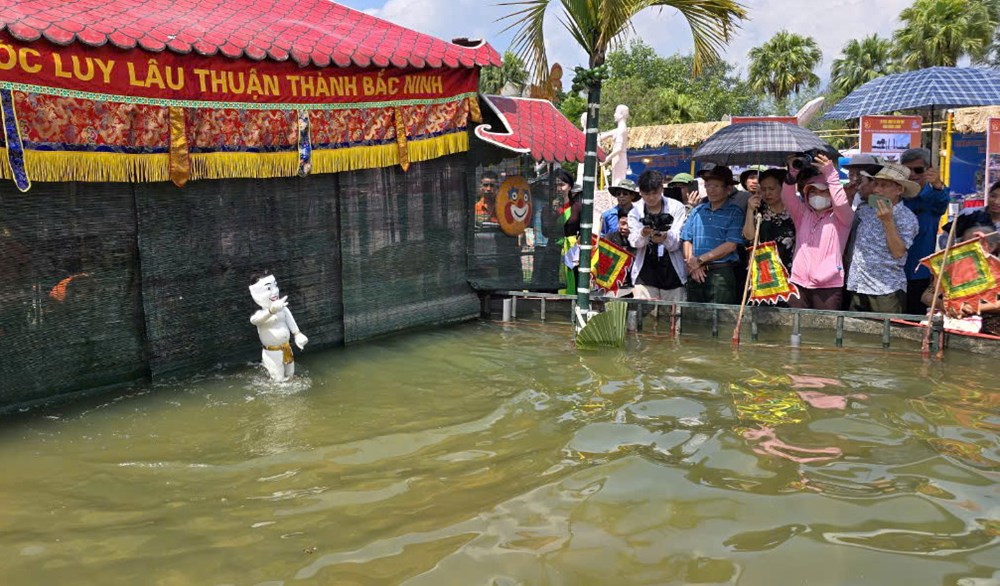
249,274,279,309
496,176,532,236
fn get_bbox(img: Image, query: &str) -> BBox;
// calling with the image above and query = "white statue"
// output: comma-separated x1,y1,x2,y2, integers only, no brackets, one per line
576,111,589,190
604,104,630,186
249,272,308,382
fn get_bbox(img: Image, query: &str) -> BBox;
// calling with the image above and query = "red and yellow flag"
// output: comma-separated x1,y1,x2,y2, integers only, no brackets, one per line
749,241,799,305
590,235,634,295
919,237,1000,314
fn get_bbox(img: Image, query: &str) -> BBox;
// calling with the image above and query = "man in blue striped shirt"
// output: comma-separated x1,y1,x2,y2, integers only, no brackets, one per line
681,166,746,304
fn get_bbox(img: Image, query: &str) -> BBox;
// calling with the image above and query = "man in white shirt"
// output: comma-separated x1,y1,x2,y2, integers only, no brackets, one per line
628,170,689,301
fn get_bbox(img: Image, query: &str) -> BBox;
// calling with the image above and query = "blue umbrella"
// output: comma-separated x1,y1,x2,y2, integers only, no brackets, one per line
823,67,1000,120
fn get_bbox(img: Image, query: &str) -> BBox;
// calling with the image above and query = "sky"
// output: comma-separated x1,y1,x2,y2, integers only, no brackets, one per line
339,0,915,83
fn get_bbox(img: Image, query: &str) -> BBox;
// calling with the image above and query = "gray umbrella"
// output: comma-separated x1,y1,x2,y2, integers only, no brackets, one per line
692,122,839,167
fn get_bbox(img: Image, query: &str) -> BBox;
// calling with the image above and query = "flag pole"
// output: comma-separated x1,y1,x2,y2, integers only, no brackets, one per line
922,215,960,358
733,212,761,345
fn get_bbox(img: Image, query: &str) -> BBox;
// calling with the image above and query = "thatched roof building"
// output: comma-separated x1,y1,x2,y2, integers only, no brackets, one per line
601,121,730,151
952,106,1000,134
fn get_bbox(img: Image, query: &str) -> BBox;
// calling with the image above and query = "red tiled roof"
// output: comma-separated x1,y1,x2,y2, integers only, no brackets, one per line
475,95,604,164
0,0,500,69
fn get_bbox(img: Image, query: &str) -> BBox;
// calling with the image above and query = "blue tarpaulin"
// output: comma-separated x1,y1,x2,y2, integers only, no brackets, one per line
626,146,697,179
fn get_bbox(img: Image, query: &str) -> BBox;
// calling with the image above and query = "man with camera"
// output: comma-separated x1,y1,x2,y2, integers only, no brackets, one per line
627,170,689,301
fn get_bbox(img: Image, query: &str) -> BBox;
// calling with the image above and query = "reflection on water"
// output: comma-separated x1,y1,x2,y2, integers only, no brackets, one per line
0,321,998,585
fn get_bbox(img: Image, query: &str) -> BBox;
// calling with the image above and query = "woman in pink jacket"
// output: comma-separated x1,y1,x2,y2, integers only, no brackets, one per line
781,154,854,310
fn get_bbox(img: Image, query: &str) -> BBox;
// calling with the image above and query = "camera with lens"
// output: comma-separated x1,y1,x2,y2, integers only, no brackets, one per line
790,148,821,170
641,212,674,233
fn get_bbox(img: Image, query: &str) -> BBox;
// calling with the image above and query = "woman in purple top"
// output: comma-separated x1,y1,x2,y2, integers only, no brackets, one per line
781,154,854,310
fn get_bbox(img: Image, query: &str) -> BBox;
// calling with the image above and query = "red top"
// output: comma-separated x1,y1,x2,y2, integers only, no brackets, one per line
475,95,604,164
0,0,500,69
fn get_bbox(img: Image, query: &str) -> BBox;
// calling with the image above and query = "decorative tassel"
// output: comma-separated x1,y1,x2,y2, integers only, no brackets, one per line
168,106,190,187
468,95,482,123
297,110,312,177
394,106,410,172
0,89,30,192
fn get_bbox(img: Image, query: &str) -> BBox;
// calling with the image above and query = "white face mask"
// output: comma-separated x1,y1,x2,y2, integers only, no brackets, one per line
809,195,832,211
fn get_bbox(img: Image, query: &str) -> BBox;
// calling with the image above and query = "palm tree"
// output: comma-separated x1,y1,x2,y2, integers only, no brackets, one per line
501,0,747,319
479,51,529,94
893,0,996,69
831,35,899,95
747,31,822,103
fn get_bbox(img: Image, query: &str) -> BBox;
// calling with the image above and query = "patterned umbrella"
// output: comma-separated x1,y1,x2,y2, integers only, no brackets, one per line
823,67,1000,120
692,122,839,167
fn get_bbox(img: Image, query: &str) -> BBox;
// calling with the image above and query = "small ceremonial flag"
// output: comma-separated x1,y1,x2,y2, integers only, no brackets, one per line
748,241,799,305
919,237,1000,314
590,235,634,295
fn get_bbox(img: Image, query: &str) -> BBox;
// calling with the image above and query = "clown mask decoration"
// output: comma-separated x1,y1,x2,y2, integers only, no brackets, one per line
496,175,532,236
249,273,308,382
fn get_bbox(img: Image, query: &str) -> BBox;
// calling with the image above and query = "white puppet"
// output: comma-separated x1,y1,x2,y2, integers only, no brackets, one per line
249,272,308,381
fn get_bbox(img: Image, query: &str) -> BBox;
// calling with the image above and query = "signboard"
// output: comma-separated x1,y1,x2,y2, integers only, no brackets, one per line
731,116,798,125
950,133,986,198
987,117,1000,195
859,115,923,162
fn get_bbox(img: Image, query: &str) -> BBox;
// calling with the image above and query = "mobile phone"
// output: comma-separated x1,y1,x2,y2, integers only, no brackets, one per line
868,194,891,209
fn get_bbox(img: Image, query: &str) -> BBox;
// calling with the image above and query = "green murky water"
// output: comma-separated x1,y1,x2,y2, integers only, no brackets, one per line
1,321,998,585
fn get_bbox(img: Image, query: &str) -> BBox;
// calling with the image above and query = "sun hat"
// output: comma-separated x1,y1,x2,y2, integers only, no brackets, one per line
861,162,921,198
738,165,767,190
701,165,738,186
696,162,717,178
609,178,641,201
842,154,884,169
668,172,696,186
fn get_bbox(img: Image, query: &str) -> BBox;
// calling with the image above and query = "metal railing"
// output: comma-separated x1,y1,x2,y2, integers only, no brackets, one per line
486,291,945,353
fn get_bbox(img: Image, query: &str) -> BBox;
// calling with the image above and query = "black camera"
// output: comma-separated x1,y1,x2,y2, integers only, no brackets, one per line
641,212,673,233
791,149,820,170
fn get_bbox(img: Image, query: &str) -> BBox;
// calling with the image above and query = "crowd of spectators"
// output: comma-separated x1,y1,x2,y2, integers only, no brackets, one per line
592,151,1000,336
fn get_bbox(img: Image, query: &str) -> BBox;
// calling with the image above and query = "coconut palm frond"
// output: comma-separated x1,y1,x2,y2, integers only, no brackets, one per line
576,301,628,348
499,0,552,88
649,0,748,74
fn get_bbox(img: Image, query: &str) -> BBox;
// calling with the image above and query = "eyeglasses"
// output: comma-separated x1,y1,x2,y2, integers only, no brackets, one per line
906,166,926,175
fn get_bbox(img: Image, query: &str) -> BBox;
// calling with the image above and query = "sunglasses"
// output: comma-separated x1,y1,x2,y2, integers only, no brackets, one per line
906,166,926,175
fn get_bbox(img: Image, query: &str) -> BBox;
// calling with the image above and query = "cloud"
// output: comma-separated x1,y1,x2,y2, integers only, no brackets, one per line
353,0,913,82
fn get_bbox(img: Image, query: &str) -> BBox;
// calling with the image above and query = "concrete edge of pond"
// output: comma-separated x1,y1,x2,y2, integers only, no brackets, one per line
483,291,1000,357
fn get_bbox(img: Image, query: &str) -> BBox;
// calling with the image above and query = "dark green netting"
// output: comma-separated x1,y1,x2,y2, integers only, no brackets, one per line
134,176,345,378
0,183,147,406
0,151,493,410
339,153,478,343
467,153,564,292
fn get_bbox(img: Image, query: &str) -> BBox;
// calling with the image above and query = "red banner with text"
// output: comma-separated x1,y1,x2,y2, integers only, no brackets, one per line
0,31,477,107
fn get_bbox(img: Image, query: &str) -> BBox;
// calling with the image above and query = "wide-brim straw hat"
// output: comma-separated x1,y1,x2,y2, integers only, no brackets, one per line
861,162,921,199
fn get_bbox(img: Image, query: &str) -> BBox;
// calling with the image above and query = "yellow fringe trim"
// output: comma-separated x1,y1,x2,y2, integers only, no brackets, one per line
0,132,468,185
0,149,170,183
313,132,468,175
189,152,300,180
